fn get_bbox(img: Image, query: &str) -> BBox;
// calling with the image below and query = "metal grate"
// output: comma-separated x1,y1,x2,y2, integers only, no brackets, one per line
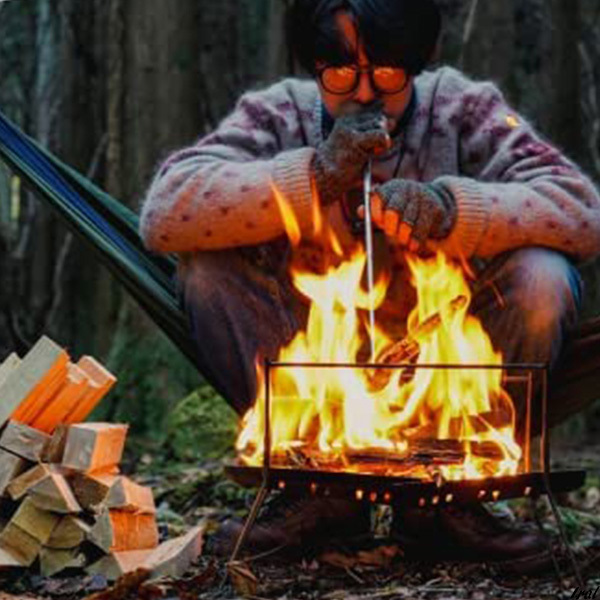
226,359,587,587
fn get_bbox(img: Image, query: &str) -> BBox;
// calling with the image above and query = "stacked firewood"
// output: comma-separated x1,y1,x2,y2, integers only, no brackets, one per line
0,336,204,580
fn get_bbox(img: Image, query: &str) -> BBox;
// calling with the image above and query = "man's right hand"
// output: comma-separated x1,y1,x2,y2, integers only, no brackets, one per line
311,101,392,206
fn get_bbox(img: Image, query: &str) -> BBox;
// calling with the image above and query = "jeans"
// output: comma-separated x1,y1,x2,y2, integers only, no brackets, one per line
177,244,583,440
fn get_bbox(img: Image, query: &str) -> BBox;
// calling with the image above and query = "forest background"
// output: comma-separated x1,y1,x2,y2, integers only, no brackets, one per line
0,0,599,461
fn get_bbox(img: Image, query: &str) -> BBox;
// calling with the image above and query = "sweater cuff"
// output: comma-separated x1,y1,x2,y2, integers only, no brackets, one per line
271,147,317,237
430,176,490,258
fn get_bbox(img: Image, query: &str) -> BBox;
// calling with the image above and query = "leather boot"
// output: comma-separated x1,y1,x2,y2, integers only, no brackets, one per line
209,491,371,558
392,502,553,574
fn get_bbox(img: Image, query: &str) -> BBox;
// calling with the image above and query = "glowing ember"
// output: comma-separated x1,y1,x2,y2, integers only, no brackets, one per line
236,183,522,482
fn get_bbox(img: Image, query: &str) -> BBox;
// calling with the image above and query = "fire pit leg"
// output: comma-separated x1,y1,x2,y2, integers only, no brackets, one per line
541,483,586,589
530,496,565,586
539,368,586,589
229,479,269,563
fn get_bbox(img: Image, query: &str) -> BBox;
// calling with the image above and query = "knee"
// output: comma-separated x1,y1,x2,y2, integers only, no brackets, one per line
176,250,244,309
503,248,582,335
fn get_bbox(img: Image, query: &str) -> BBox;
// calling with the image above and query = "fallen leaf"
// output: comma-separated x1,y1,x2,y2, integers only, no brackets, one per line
171,560,217,593
227,561,258,597
82,568,151,600
585,487,600,510
357,545,400,568
320,545,401,570
320,551,358,569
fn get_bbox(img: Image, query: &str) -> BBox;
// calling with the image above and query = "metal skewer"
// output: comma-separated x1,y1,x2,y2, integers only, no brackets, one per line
363,157,376,363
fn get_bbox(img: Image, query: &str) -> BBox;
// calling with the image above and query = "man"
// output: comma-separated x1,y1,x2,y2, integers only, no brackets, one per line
140,0,600,572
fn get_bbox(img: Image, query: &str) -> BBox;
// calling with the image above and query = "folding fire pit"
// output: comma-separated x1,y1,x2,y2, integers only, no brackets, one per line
226,359,586,582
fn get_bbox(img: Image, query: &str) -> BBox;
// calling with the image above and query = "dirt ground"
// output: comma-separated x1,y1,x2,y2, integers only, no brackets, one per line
0,439,598,600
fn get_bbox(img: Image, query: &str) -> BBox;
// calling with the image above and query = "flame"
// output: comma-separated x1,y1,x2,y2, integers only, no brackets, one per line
237,189,522,482
272,181,302,246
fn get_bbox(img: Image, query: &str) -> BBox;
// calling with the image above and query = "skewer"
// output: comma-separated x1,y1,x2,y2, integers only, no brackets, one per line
363,157,376,362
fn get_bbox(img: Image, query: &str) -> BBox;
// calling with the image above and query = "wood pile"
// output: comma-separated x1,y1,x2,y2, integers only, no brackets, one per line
0,336,204,581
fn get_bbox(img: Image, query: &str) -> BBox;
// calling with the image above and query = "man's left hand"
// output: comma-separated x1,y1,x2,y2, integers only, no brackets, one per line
362,179,457,252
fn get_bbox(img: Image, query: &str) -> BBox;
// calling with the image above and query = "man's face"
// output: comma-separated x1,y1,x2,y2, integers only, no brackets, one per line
315,11,414,134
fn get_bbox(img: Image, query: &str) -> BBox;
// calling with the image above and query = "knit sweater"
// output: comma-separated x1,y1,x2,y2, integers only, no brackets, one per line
140,66,600,264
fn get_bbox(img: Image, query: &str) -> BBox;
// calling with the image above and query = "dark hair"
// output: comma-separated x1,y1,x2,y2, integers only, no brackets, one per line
287,0,441,76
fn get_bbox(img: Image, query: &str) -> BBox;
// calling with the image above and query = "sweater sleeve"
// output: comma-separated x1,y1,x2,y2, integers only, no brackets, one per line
432,81,600,262
139,84,317,253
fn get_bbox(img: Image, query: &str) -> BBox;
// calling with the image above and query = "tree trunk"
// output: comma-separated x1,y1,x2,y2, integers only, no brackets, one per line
460,0,516,97
546,0,583,163
101,0,204,345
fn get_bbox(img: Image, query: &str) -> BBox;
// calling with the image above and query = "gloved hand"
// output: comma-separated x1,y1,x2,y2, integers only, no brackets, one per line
311,101,392,206
367,179,457,252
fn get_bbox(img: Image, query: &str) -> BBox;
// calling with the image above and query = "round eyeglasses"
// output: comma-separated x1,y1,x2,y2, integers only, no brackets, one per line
316,65,409,95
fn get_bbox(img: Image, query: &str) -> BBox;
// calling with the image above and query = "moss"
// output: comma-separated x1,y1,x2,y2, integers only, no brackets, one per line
164,385,238,461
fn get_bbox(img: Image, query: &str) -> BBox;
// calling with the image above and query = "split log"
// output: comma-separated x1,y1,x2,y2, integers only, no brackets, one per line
0,523,41,566
10,497,61,544
69,471,119,513
143,524,205,579
87,550,154,581
62,423,128,472
0,420,51,462
88,525,205,581
0,353,20,388
11,366,67,425
7,464,54,500
31,363,88,434
9,465,80,512
0,546,23,568
0,448,29,496
88,509,159,553
39,547,86,577
28,472,81,514
106,476,156,514
64,357,117,424
41,423,70,463
46,515,92,549
0,336,69,428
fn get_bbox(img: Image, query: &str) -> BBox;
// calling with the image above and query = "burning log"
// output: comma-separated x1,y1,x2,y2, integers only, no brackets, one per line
367,295,468,390
264,434,508,483
402,407,513,440
408,438,465,462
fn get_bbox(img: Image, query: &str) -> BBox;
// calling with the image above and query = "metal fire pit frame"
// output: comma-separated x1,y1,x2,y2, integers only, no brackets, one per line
228,359,586,587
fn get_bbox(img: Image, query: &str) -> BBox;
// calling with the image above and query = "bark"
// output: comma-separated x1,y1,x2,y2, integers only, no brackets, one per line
267,0,290,81
460,0,516,96
546,0,584,163
53,0,109,355
98,0,206,348
120,0,203,204
20,0,61,346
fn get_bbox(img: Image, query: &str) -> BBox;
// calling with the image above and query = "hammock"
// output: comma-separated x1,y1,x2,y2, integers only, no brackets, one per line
1,109,599,427
0,109,197,367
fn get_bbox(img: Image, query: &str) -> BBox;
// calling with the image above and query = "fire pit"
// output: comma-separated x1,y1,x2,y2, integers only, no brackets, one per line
226,359,585,588
227,360,584,504
224,249,586,583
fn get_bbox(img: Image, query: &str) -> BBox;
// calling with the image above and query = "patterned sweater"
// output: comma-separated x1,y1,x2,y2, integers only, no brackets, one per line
140,66,600,266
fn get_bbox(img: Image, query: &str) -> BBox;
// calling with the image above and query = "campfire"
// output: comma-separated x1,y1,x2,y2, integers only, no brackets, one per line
235,183,523,485
226,184,584,516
